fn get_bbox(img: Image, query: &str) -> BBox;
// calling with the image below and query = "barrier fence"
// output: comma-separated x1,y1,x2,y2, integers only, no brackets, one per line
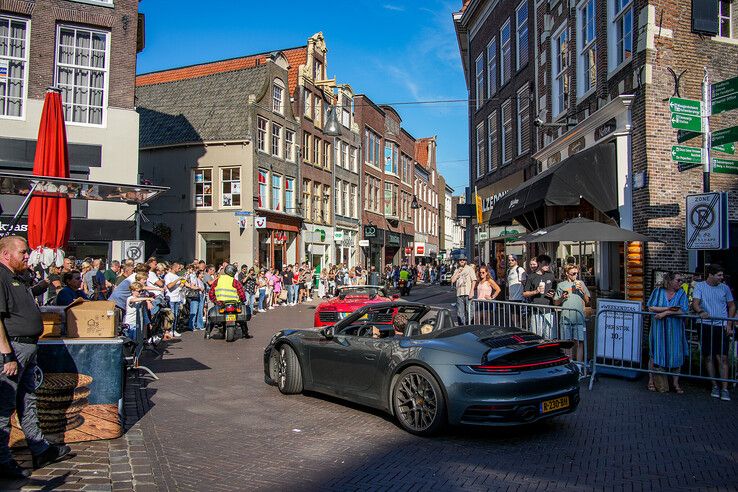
470,299,590,377
589,309,738,391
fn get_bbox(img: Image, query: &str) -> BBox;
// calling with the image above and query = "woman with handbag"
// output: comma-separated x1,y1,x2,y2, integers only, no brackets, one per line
185,267,206,330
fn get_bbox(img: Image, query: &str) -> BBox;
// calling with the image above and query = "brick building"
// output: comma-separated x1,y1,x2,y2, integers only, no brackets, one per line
413,137,440,262
457,0,738,297
453,0,538,270
1,0,143,258
354,94,416,270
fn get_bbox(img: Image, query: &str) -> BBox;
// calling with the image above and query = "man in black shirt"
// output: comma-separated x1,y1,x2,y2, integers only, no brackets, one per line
281,265,294,306
523,254,557,339
0,236,71,478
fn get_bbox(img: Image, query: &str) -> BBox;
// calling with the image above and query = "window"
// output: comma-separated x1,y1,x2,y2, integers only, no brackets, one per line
314,95,322,127
384,182,397,217
271,123,282,157
313,59,323,80
350,184,357,218
285,129,295,162
313,183,321,222
304,91,312,118
500,20,511,86
516,1,529,70
365,129,382,168
313,135,320,165
475,53,485,109
342,181,349,218
401,154,411,183
285,178,295,213
350,146,358,173
384,142,398,174
486,37,497,97
341,94,352,127
194,168,212,208
272,79,284,114
476,122,485,179
303,179,311,219
323,141,331,169
578,0,597,96
257,117,267,151
323,187,330,222
336,180,343,216
487,110,498,173
719,1,733,37
271,173,282,211
303,132,311,163
501,99,513,165
258,169,269,209
610,0,633,71
341,141,349,169
552,26,569,117
517,84,530,155
56,26,109,125
0,16,28,118
220,167,241,207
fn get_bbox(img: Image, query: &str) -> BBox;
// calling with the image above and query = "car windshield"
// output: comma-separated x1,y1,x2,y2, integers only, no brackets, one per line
337,286,383,298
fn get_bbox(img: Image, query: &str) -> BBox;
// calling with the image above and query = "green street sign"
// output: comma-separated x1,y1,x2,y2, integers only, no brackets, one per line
713,143,736,154
677,162,701,172
671,113,702,132
713,157,738,174
711,76,738,115
712,125,738,147
677,130,701,143
671,145,702,164
669,97,702,117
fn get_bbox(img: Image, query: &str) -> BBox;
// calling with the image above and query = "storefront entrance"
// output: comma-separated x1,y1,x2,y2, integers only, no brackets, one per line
199,232,230,266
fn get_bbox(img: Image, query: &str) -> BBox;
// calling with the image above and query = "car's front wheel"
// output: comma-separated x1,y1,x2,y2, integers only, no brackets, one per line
275,345,303,395
392,366,446,436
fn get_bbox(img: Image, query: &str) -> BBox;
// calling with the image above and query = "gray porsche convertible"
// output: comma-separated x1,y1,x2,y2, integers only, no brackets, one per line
264,302,580,435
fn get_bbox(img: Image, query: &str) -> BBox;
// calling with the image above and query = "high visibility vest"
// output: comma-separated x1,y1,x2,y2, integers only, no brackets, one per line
399,270,410,281
214,275,240,302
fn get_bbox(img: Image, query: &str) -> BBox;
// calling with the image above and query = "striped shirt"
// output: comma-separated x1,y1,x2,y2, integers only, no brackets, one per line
693,281,734,325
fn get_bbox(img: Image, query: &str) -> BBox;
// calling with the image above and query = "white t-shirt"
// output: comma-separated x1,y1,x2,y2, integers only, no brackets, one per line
164,272,183,303
506,266,527,301
693,281,734,325
125,295,141,326
147,271,161,288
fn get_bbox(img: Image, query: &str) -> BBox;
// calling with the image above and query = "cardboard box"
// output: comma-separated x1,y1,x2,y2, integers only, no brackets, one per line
65,299,119,338
39,307,65,338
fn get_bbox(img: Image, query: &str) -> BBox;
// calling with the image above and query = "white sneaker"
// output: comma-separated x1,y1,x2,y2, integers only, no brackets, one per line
147,335,162,344
306,297,313,301
259,309,266,313
721,389,731,401
268,306,274,310
711,386,720,398
172,331,182,337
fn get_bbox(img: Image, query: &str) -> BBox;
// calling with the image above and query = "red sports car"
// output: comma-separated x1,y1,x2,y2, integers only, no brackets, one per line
314,286,398,327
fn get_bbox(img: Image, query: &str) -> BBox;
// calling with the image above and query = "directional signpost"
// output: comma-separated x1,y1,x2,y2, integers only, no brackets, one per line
711,75,738,115
712,143,735,154
712,157,738,175
677,129,701,143
670,113,702,132
669,97,702,117
712,125,738,147
677,162,701,172
672,145,702,163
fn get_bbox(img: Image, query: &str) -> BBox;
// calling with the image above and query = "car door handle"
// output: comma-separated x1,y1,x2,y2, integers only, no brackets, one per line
364,354,377,360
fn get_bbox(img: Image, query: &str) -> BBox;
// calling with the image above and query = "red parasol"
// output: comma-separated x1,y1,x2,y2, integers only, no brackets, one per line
27,89,71,267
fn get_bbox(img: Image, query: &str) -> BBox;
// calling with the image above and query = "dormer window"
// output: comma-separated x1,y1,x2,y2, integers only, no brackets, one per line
313,59,323,80
272,79,284,114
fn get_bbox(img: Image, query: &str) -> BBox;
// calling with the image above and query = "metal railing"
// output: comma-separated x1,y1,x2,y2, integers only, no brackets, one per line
589,309,738,391
470,299,590,377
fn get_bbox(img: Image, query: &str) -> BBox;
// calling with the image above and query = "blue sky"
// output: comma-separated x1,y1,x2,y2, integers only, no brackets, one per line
136,1,470,193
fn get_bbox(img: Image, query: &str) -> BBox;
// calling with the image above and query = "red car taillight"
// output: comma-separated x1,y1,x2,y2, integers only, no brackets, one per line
470,356,570,373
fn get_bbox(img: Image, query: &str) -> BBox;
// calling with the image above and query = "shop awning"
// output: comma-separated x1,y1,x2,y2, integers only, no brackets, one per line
489,142,617,227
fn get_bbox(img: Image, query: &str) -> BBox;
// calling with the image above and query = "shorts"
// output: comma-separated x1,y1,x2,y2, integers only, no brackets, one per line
699,323,730,357
561,320,585,342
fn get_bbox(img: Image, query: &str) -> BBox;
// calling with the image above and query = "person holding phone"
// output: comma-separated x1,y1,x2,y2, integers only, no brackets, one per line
646,272,689,393
523,255,557,338
555,265,591,363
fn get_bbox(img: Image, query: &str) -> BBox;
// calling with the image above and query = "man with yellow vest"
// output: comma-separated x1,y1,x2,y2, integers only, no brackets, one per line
208,264,247,306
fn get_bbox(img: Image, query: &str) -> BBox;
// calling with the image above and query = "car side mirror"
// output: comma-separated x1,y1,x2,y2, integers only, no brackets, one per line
320,326,334,339
392,294,400,300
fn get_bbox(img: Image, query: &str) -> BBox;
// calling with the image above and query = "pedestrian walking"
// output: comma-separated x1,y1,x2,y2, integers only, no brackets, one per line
451,254,476,325
0,236,71,478
692,264,736,401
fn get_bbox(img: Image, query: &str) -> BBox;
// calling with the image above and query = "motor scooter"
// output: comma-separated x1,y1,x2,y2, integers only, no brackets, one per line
398,278,412,296
206,302,251,342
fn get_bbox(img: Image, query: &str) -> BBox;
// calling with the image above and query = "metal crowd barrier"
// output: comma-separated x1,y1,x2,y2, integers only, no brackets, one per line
589,309,738,391
469,299,590,378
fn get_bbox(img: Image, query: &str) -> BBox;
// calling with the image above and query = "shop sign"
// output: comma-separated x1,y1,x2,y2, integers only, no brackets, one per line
595,118,617,141
405,247,412,255
363,225,377,238
254,216,266,229
596,299,643,363
415,242,426,256
481,190,509,212
334,230,344,242
359,239,370,247
0,220,27,233
387,233,400,246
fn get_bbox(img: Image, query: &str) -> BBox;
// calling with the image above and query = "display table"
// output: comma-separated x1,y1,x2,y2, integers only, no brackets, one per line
10,338,124,447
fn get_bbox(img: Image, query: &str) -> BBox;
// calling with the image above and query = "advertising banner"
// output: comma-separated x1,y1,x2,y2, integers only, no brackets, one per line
596,299,643,364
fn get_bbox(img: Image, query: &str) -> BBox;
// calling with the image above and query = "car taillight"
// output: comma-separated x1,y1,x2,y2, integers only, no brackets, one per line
467,356,570,373
218,308,225,314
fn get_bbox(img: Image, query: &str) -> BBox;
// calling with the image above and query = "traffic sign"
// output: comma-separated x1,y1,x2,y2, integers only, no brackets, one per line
669,97,702,117
677,162,700,172
713,143,735,154
671,113,702,132
713,157,738,174
711,75,738,115
686,193,727,250
711,125,738,147
677,129,701,143
671,145,702,164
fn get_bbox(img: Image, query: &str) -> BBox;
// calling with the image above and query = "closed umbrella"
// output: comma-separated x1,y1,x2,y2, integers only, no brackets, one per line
27,88,71,267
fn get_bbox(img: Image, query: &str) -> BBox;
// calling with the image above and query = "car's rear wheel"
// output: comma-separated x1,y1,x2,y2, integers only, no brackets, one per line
275,345,303,395
392,366,446,436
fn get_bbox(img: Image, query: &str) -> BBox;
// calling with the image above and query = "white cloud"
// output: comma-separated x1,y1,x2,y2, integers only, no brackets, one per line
383,4,405,11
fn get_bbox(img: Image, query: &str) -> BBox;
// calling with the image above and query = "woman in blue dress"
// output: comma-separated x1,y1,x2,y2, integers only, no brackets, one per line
647,272,689,393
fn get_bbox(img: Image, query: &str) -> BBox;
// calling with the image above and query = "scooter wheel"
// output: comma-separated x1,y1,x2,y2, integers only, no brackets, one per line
226,325,236,342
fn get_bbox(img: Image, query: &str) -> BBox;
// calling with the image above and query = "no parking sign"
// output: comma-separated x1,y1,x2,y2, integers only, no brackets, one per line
685,192,729,250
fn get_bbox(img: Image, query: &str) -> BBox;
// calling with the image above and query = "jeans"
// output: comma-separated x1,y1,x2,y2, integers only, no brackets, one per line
247,293,255,313
287,284,297,304
530,312,555,339
189,297,204,330
258,288,267,311
0,342,50,463
170,301,181,332
456,295,471,325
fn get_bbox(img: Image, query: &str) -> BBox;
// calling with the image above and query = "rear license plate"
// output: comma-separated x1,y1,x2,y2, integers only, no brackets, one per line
540,396,569,414
225,314,236,321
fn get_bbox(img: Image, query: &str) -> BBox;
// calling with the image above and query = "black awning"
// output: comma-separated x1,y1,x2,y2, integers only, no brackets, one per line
489,142,617,227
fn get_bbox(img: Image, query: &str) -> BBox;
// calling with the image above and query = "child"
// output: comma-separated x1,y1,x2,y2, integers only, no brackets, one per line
124,282,158,344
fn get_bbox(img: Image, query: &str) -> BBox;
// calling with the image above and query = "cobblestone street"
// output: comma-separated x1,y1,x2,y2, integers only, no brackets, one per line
4,285,738,491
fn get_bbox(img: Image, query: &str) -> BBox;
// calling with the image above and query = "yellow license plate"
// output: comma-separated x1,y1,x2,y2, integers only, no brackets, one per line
225,314,236,321
540,396,569,414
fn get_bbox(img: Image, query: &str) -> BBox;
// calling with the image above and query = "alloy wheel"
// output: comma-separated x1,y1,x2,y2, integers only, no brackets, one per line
394,372,438,432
